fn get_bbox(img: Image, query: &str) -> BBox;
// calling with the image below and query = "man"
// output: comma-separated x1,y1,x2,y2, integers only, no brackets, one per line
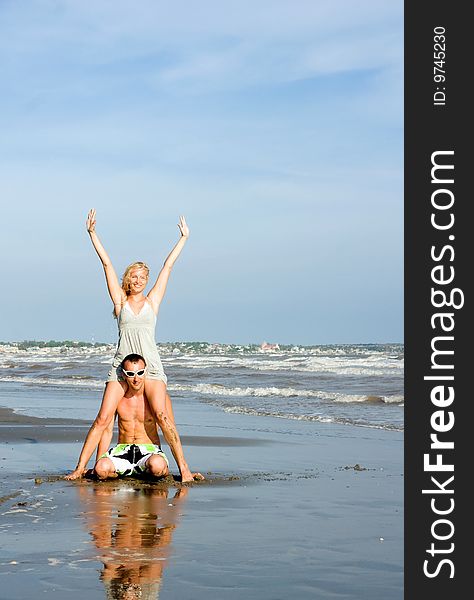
65,354,202,482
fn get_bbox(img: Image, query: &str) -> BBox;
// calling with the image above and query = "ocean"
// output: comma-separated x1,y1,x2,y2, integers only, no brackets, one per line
0,341,404,432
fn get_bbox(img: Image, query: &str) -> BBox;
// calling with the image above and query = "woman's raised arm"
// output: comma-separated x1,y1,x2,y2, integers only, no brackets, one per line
86,209,125,311
147,215,189,312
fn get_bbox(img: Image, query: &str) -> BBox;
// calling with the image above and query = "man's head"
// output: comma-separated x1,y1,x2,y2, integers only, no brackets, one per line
121,354,146,391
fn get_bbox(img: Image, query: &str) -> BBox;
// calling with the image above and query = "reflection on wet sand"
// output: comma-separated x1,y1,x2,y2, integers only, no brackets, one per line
77,484,188,599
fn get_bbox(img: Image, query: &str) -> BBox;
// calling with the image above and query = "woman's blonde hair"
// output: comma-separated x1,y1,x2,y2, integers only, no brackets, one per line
121,261,150,295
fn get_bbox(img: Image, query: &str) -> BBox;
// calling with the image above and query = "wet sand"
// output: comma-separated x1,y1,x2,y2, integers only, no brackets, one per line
0,401,403,599
0,406,271,447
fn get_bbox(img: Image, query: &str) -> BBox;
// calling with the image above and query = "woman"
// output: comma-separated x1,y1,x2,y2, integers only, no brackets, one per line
68,209,195,482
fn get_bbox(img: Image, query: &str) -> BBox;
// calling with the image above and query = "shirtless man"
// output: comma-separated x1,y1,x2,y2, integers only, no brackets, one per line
65,354,202,482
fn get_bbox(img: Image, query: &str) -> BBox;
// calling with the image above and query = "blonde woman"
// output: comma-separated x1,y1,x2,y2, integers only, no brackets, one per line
67,209,196,482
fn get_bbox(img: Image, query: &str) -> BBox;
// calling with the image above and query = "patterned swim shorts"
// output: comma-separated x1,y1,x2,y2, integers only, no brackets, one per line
100,443,169,476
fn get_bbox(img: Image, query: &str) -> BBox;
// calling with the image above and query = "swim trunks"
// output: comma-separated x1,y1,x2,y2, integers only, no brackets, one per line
100,443,169,477
107,301,168,384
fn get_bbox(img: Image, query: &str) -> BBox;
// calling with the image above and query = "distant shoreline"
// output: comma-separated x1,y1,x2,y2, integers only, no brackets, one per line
0,339,404,350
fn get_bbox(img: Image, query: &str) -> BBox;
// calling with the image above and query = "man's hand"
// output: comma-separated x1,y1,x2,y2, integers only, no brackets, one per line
64,467,86,480
181,470,205,483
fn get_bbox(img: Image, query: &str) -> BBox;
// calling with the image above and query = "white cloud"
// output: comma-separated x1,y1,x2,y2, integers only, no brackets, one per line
1,1,402,92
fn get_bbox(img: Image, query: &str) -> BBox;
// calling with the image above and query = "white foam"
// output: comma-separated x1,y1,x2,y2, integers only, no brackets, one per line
0,375,103,388
169,382,404,404
162,353,404,376
219,405,403,431
382,394,405,404
0,375,404,405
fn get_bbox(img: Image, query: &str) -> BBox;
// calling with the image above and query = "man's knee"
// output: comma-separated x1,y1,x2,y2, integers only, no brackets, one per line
94,457,115,480
146,455,168,477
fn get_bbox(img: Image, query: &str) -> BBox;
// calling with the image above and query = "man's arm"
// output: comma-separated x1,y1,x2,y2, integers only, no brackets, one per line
65,395,120,480
96,414,116,461
154,409,203,482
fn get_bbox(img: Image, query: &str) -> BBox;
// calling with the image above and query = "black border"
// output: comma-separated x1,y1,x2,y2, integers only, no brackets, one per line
405,2,468,596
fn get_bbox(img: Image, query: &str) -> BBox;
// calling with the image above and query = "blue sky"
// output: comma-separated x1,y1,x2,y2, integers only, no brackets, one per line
0,1,403,345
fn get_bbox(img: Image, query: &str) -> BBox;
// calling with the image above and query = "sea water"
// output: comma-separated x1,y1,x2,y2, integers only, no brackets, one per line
0,342,403,431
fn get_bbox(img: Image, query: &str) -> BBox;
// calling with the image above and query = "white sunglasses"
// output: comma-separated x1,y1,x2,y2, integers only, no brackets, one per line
122,367,146,378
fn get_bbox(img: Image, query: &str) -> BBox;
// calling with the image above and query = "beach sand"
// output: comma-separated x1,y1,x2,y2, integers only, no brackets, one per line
0,402,403,599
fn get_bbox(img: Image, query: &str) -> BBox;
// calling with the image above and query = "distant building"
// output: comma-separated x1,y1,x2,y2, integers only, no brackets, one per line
260,341,280,352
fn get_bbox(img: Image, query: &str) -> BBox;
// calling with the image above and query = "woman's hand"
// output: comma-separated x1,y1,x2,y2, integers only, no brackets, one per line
178,215,189,238
86,209,97,233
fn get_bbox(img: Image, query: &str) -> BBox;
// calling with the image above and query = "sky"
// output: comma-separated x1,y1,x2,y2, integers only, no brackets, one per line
0,0,403,345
